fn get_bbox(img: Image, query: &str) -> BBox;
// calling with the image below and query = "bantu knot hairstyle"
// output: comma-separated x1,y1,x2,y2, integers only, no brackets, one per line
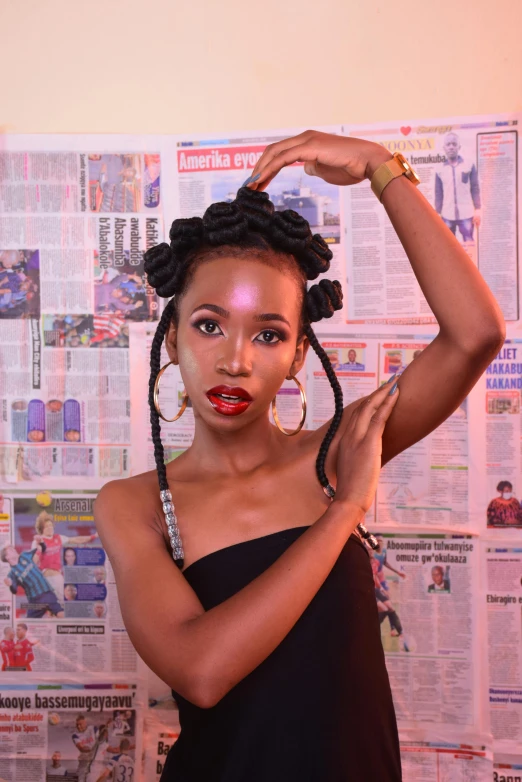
144,186,358,568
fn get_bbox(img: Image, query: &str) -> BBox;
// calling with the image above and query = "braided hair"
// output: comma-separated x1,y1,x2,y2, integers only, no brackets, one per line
144,187,372,567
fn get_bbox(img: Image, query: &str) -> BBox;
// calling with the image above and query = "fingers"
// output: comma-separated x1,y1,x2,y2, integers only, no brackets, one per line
353,380,400,440
249,142,320,190
250,131,314,180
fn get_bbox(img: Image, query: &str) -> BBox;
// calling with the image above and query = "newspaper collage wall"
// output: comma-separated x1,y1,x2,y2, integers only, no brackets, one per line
0,116,520,781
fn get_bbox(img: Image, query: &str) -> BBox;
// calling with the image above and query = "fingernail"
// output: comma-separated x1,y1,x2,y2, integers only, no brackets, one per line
241,176,252,187
387,373,397,384
251,173,260,182
389,382,398,395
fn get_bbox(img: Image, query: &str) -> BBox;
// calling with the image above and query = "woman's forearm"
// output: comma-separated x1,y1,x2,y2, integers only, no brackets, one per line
180,501,363,707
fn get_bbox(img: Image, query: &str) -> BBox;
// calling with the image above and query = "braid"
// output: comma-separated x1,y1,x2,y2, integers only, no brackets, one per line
304,325,343,493
148,298,176,495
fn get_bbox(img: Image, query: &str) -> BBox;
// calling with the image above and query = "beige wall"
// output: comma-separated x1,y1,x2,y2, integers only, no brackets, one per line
2,0,521,135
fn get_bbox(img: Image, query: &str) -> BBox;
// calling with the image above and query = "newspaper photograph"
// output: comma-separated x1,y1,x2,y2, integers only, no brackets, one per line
0,491,138,674
0,682,143,782
374,533,480,729
483,545,522,751
344,114,519,324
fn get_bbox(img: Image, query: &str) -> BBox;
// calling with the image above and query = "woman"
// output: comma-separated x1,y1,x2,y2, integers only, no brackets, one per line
487,480,522,527
95,131,504,781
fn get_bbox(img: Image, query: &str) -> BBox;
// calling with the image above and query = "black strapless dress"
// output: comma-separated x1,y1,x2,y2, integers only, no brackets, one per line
161,526,401,781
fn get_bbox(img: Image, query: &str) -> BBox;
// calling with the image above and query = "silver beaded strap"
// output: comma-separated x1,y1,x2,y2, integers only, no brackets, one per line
160,489,184,562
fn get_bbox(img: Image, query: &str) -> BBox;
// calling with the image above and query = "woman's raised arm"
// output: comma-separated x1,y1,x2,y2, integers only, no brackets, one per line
249,130,505,462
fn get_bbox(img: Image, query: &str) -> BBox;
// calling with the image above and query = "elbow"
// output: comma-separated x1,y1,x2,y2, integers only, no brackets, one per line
450,313,505,363
173,664,230,710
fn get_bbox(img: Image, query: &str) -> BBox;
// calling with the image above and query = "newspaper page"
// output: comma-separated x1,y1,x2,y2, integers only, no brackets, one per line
483,544,522,751
372,533,480,729
307,333,472,531
130,323,307,475
400,736,493,781
143,709,180,781
0,136,164,485
0,681,143,782
344,114,520,325
163,126,348,328
0,491,138,675
493,755,522,781
469,339,522,538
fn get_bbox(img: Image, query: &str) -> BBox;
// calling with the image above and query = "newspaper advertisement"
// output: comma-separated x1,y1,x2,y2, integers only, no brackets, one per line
307,334,472,531
400,737,493,781
0,682,143,782
0,491,138,675
493,755,522,781
469,340,522,538
165,126,348,327
373,533,479,729
142,710,180,781
344,114,520,324
129,324,306,474
483,545,522,751
0,138,164,484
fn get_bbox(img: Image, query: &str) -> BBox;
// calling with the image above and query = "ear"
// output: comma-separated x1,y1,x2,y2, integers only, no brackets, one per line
164,320,180,365
287,335,310,378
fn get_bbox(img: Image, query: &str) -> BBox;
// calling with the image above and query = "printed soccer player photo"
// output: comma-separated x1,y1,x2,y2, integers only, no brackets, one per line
1,543,64,618
32,510,95,601
0,627,15,670
428,565,451,593
435,132,481,244
12,622,40,671
487,480,522,528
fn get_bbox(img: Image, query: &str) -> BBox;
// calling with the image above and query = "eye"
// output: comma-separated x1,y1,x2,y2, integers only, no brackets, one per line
194,319,223,336
255,329,283,345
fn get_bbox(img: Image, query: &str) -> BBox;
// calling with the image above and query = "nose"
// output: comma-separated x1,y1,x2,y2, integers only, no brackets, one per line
215,333,253,377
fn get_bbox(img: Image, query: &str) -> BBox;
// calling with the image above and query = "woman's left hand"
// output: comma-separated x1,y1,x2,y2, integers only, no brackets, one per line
247,130,391,190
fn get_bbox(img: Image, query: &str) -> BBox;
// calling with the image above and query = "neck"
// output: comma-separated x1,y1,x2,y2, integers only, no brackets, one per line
179,408,287,478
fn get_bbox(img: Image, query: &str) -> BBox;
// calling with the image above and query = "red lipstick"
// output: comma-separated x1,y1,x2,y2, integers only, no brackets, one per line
206,385,253,416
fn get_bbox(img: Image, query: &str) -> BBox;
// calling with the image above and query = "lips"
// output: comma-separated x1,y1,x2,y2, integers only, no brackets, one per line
206,385,253,416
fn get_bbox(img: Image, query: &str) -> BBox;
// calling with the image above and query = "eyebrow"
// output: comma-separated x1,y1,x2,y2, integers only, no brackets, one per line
191,303,291,327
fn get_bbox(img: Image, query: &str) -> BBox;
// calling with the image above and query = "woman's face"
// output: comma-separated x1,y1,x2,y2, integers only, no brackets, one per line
168,256,306,431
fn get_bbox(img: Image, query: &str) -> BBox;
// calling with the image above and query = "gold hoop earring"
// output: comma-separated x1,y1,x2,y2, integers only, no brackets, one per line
153,361,189,422
272,375,307,436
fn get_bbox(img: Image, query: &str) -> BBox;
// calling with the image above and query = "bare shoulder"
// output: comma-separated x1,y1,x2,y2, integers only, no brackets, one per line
94,470,164,546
